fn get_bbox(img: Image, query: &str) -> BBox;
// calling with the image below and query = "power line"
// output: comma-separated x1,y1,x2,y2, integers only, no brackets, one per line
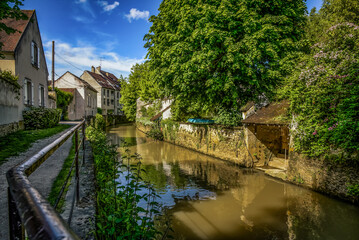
55,53,84,72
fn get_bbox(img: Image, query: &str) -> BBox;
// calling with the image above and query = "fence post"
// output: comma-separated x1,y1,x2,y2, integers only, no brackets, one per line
82,122,85,165
8,188,24,240
75,130,79,204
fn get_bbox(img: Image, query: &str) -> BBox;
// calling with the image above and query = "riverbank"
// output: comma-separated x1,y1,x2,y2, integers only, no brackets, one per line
136,121,359,204
108,123,359,239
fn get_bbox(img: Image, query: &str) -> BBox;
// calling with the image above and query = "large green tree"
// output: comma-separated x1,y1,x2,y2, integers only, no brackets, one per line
144,0,306,117
120,62,160,121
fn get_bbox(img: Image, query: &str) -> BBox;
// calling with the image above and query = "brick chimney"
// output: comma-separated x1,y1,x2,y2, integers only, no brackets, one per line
96,66,101,74
91,66,95,72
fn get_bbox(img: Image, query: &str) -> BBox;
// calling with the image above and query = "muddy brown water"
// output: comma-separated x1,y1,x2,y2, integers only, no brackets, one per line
107,124,359,240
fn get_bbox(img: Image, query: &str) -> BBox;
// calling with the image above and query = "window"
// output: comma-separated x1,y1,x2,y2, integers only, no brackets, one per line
24,79,33,105
103,99,106,105
31,41,40,68
38,84,45,107
107,99,109,106
117,92,119,98
111,91,114,96
111,99,114,105
103,89,105,95
107,90,109,97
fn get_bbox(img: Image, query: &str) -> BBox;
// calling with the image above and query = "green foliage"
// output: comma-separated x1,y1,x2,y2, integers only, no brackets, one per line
94,113,106,131
146,125,164,141
86,127,169,239
279,22,359,158
214,108,242,126
23,107,62,130
145,0,306,117
54,87,73,120
120,63,161,121
347,184,359,199
97,107,102,114
0,124,70,165
161,119,179,141
0,0,28,57
0,70,20,98
137,117,153,126
48,134,77,212
145,100,162,119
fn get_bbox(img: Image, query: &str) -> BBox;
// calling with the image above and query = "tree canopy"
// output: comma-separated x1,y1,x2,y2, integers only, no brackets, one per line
120,62,161,121
144,0,307,118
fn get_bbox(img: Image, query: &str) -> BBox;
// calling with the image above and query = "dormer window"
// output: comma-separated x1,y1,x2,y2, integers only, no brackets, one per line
31,41,40,68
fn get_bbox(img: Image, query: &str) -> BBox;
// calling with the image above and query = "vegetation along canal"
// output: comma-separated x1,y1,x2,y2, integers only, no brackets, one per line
107,124,359,240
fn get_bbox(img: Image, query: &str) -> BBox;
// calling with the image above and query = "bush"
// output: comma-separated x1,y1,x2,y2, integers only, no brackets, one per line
23,107,62,130
94,113,106,131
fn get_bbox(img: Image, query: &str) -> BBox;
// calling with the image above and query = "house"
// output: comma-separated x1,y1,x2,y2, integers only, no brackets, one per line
241,101,290,169
137,98,173,121
81,66,121,115
54,71,98,120
0,10,49,135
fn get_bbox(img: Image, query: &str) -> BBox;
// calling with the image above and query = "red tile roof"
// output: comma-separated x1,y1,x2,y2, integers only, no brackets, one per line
242,101,290,125
0,10,34,52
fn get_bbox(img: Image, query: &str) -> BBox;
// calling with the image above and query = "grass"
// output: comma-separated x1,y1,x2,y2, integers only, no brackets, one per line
0,124,71,165
47,134,77,212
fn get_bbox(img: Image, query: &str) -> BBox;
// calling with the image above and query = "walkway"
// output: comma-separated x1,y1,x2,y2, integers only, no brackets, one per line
0,122,95,239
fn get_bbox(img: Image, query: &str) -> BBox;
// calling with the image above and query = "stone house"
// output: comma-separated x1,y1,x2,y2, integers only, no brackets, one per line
81,66,121,115
0,10,49,135
54,71,98,120
242,101,290,169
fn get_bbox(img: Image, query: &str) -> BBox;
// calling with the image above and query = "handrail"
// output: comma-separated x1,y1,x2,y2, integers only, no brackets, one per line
6,120,85,240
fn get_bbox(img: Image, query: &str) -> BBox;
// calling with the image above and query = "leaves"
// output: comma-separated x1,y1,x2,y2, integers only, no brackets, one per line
145,0,306,117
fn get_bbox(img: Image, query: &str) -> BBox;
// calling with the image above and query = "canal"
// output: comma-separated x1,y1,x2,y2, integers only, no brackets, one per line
107,124,359,240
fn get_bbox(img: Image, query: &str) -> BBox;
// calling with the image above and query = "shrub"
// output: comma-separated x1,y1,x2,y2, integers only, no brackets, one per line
23,107,62,130
94,113,106,131
86,126,169,239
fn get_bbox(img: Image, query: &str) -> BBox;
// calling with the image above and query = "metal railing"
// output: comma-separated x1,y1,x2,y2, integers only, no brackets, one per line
6,120,86,240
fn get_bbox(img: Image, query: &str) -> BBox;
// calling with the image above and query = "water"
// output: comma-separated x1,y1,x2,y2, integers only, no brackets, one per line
107,124,359,240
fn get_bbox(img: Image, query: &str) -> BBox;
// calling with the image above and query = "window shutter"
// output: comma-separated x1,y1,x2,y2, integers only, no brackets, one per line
37,47,40,68
31,83,34,105
31,42,35,65
38,85,41,106
24,79,28,104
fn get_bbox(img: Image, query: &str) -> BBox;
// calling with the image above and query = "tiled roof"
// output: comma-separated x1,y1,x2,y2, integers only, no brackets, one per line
66,72,98,93
86,71,116,90
240,101,254,112
150,105,171,121
242,101,290,125
100,70,121,90
0,10,34,52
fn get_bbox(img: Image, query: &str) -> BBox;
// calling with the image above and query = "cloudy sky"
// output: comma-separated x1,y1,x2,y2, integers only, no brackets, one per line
21,0,323,79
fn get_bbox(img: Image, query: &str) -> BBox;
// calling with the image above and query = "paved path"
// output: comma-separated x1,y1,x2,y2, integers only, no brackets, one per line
0,125,74,240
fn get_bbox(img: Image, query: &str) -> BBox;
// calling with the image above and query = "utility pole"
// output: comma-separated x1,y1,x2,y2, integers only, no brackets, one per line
52,41,55,90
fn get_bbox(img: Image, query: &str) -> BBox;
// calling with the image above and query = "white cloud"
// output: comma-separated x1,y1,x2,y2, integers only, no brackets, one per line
44,40,143,79
98,1,119,12
76,0,87,3
73,16,93,23
125,8,149,23
75,0,95,18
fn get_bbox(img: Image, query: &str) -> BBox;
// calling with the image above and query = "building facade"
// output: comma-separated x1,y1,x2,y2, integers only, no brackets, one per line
0,10,49,135
54,71,97,120
81,66,121,115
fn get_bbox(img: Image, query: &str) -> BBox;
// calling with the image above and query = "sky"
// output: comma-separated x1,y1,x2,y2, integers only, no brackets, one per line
21,0,323,80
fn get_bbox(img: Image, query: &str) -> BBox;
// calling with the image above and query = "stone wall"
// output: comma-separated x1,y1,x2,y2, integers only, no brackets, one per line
136,121,359,203
287,152,359,203
137,122,252,167
0,121,24,137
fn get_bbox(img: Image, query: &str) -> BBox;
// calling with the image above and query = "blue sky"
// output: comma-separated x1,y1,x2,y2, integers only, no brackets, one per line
21,0,323,79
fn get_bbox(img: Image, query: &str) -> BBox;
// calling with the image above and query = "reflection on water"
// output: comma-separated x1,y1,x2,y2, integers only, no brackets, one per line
107,124,359,240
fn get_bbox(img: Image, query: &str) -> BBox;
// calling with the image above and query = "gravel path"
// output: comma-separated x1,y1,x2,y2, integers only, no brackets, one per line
0,125,74,240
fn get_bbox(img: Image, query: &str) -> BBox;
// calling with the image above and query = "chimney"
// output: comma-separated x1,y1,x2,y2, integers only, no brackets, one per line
91,66,95,72
96,66,101,74
106,72,109,76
